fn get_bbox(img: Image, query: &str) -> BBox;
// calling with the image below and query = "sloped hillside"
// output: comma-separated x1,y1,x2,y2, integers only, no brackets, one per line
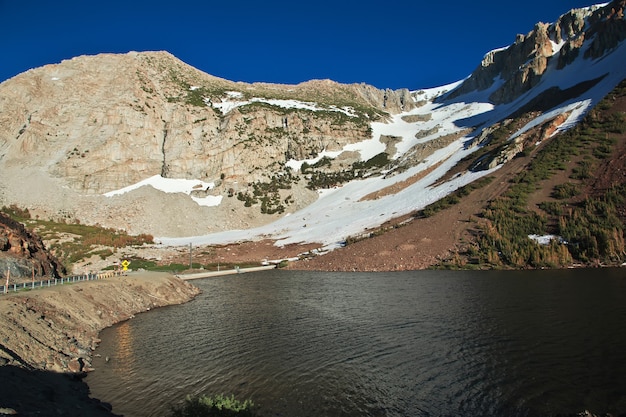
1,1,625,272
289,79,626,270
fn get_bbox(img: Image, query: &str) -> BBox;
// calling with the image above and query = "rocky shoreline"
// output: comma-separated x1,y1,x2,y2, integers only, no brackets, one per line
0,271,200,416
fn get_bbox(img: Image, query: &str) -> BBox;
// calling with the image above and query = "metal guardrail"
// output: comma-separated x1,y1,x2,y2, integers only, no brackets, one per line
1,270,123,295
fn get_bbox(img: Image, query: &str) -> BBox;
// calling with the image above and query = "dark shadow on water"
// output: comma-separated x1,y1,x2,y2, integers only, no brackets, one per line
0,365,119,416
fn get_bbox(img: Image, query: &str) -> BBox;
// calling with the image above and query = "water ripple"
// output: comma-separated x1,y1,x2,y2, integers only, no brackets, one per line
87,268,626,417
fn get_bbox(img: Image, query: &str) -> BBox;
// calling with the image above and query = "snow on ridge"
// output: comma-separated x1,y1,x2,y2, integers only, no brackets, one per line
104,175,222,207
210,95,357,117
411,79,464,101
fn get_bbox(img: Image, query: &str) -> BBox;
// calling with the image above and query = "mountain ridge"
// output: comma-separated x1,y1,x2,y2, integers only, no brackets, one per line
1,0,626,272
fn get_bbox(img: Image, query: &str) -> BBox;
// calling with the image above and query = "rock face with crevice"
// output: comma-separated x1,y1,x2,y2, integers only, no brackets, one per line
0,52,412,196
0,51,414,236
0,1,625,240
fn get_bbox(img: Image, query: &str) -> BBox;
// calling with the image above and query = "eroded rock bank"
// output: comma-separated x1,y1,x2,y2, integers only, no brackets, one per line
0,271,199,372
0,271,199,416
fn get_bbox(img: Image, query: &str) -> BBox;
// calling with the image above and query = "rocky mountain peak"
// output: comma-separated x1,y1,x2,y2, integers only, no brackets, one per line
448,0,625,104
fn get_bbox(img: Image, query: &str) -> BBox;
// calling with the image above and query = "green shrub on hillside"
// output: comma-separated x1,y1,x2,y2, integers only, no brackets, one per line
469,81,626,268
552,182,580,199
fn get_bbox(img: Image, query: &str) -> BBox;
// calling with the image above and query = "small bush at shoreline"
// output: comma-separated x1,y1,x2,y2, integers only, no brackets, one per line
169,394,256,417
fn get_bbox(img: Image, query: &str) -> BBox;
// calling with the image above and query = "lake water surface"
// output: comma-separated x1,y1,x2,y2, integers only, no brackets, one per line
86,268,626,417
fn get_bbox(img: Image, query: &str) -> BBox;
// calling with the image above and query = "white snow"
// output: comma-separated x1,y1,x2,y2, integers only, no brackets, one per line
211,96,357,117
157,139,499,248
529,234,566,245
104,175,222,207
226,91,244,98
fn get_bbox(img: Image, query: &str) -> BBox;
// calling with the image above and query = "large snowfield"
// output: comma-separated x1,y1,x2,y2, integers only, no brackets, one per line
104,17,626,251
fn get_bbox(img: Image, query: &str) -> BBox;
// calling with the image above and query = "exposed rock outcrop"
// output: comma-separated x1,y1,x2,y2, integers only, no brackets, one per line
0,211,65,279
0,1,624,242
0,52,411,196
0,52,416,236
447,0,625,104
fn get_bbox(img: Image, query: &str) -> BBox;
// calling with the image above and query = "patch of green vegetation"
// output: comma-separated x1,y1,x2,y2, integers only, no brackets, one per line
169,394,256,417
463,81,626,269
552,182,580,199
186,89,207,107
300,156,332,173
306,169,357,190
303,152,391,191
1,206,154,271
418,177,494,218
1,204,30,221
559,184,626,263
353,152,389,170
570,158,594,180
237,168,300,214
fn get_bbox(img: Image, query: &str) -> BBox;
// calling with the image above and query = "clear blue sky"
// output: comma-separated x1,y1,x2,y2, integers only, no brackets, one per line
0,1,596,90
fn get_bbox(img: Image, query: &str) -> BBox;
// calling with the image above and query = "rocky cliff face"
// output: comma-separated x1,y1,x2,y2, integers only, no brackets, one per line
0,211,65,279
448,0,626,104
0,51,416,236
0,52,412,195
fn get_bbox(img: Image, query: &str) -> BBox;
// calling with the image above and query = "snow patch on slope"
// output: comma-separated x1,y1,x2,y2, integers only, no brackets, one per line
210,96,357,117
104,175,222,207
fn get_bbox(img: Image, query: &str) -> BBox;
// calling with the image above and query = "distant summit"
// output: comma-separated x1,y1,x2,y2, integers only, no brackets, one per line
449,2,626,104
